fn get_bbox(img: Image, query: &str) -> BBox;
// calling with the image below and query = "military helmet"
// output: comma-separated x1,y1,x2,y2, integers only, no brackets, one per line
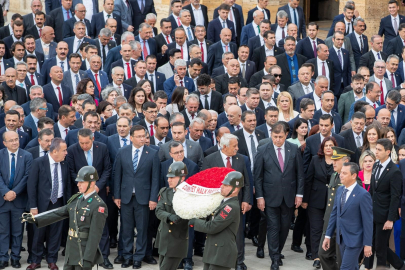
166,161,188,178
222,171,244,188
75,166,99,182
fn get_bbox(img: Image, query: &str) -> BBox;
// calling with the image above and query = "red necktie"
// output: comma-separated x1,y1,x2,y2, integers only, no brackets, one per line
322,62,326,76
177,17,181,26
380,80,384,105
150,125,154,136
391,73,396,87
180,46,183,59
226,157,232,168
110,37,113,40
143,41,148,59
30,74,35,85
373,103,376,109
225,45,229,52
180,81,183,86
191,113,194,119
95,73,102,94
166,35,170,44
57,86,63,106
39,28,42,37
65,129,68,136
200,42,204,62
126,63,131,79
282,27,285,38
67,11,70,19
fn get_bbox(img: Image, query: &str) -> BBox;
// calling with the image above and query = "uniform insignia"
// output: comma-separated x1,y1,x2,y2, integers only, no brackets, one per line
80,216,85,221
88,198,93,203
181,170,184,174
146,151,148,154
236,181,239,185
90,175,93,179
169,167,172,172
224,205,232,213
219,211,228,219
98,207,105,213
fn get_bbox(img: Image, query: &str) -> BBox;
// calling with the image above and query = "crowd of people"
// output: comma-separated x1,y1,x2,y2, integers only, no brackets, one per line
1,0,405,269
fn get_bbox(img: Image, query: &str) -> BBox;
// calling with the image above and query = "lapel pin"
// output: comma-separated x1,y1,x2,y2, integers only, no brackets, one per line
236,157,238,159
146,151,148,154
353,194,355,197
190,145,192,148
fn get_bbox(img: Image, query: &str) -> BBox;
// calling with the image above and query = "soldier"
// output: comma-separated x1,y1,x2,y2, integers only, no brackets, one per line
155,161,190,270
189,171,244,270
318,147,361,270
23,166,108,270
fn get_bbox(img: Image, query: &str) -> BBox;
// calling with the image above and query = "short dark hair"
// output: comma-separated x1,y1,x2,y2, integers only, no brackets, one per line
387,90,401,104
272,122,287,134
263,30,275,39
171,121,186,130
38,128,54,140
352,74,365,82
284,36,296,43
10,41,25,53
153,90,168,101
197,73,211,87
142,101,157,111
168,48,181,57
83,111,98,122
389,0,399,6
69,53,82,61
11,13,23,21
265,106,279,115
130,125,146,136
35,11,45,18
354,100,369,113
241,111,255,122
352,111,366,121
59,105,75,119
82,99,96,110
223,94,237,104
38,117,55,129
218,3,230,11
319,114,334,125
49,138,66,152
189,58,203,68
160,18,171,27
228,76,240,85
169,141,182,152
376,138,393,151
300,98,315,111
308,22,319,30
365,82,376,94
343,162,359,176
24,54,38,62
23,35,35,43
78,128,93,139
5,110,20,119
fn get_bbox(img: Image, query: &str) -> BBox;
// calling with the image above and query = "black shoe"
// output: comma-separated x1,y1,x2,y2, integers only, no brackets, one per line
152,248,159,257
313,260,321,269
177,260,184,269
305,252,312,260
194,248,204,257
256,246,264,258
252,236,259,247
291,245,304,253
236,264,244,270
61,248,65,256
289,222,295,230
132,260,142,269
11,260,20,268
271,260,279,270
100,258,113,269
114,256,124,264
121,259,133,268
184,260,193,270
110,238,118,249
280,254,285,259
20,246,26,252
278,259,283,266
0,261,8,269
142,256,157,265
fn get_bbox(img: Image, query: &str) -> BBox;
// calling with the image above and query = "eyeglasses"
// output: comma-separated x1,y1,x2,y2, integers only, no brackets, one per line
171,150,184,155
39,107,48,111
272,74,282,78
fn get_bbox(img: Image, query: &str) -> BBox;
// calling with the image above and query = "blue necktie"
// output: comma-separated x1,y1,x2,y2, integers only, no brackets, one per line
222,21,226,28
8,153,15,189
337,50,343,69
391,110,396,129
60,62,65,72
133,149,139,173
290,57,297,84
75,74,79,87
122,138,128,146
340,188,349,212
87,150,92,166
293,8,298,27
187,27,193,40
51,163,59,204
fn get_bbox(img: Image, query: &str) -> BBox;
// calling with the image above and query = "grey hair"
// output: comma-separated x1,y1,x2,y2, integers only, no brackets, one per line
373,59,386,68
139,22,152,32
31,0,42,6
73,20,86,28
253,10,262,18
77,93,93,101
189,117,204,128
101,86,122,100
119,103,134,113
112,66,125,75
387,54,400,63
353,17,365,26
145,13,157,21
129,40,141,50
10,105,23,111
220,133,238,148
30,85,43,94
77,128,94,140
174,59,187,69
185,93,200,103
277,10,288,19
89,54,101,62
121,31,135,44
168,141,182,152
222,51,234,60
99,28,112,37
49,138,66,153
116,116,132,127
114,96,127,106
15,61,28,69
189,44,199,52
208,110,218,117
75,3,85,10
315,75,329,84
179,9,191,17
29,97,47,112
169,112,185,125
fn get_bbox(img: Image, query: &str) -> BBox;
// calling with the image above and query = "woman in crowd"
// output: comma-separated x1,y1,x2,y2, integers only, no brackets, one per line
287,118,308,147
398,145,405,160
359,124,381,155
385,127,399,164
128,87,146,119
101,87,122,105
76,78,99,106
277,92,298,122
137,80,154,102
97,101,114,128
358,150,376,192
166,86,188,115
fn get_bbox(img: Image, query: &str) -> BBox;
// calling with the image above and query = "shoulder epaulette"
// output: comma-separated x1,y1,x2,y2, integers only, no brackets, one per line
158,187,167,196
67,193,82,204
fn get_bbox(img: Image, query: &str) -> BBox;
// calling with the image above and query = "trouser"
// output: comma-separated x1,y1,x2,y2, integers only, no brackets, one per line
318,232,341,270
121,194,149,261
158,255,182,270
98,193,110,259
257,210,267,248
339,235,363,270
292,206,311,251
364,222,404,269
106,192,119,242
236,213,245,265
32,198,64,264
0,203,24,261
246,197,261,238
186,229,206,260
146,209,159,256
64,265,91,270
394,219,402,257
265,200,293,261
203,263,230,270
308,207,326,259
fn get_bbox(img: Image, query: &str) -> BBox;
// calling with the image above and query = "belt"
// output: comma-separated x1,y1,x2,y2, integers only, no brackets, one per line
68,228,88,239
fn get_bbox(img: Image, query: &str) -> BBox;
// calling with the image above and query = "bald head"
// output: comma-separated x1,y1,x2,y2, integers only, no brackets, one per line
4,100,17,113
41,26,55,43
377,108,391,127
217,127,231,138
220,28,232,45
50,66,64,84
335,21,345,33
5,68,17,88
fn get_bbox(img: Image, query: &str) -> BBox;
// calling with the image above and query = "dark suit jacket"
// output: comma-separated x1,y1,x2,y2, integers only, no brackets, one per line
2,83,28,105
183,4,209,29
339,128,363,161
22,101,54,120
255,123,271,139
328,47,351,96
246,7,270,25
359,50,388,76
168,14,180,32
62,17,92,39
160,157,198,188
248,69,265,88
26,146,42,159
295,37,325,60
207,18,236,44
211,66,226,79
240,104,265,126
233,128,265,160
27,155,71,212
386,35,405,61
91,12,122,37
49,7,74,42
212,6,241,44
53,122,77,138
135,35,158,61
85,70,109,100
65,129,107,147
287,115,318,138
114,145,159,204
275,53,308,89
42,83,72,113
26,25,42,40
154,33,173,54
0,127,29,150
196,90,224,113
111,59,137,80
185,134,213,152
207,41,238,75
130,0,157,31
204,144,220,157
41,57,71,84
379,14,405,51
254,140,304,208
295,92,338,113
251,45,284,71
23,13,52,30
64,36,96,57
214,74,248,95
313,109,343,133
347,32,368,69
306,57,335,88
276,4,306,39
375,104,405,136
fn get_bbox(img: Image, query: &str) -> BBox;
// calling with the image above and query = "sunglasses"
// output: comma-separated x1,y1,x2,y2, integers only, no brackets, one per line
272,74,282,78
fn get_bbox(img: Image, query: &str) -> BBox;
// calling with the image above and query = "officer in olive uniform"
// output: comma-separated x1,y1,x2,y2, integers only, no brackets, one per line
318,147,362,270
23,166,108,270
155,161,190,270
189,171,244,270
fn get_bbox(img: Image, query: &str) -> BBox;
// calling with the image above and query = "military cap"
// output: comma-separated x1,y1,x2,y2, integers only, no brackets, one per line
222,171,244,188
166,161,188,178
331,146,354,160
75,166,99,182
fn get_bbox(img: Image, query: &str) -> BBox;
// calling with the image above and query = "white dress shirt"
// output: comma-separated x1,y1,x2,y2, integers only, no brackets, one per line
316,57,330,78
262,98,276,108
51,81,63,104
39,145,48,157
301,83,313,94
27,72,39,85
343,18,353,34
49,154,63,198
113,82,125,96
391,105,398,124
265,45,274,56
0,58,5,75
57,121,69,140
145,119,155,135
392,15,399,35
256,5,268,20
354,31,364,51
123,59,134,79
374,77,388,103
70,70,81,94
365,96,379,108
275,25,286,46
288,4,299,28
172,14,181,26
198,40,208,63
386,70,397,88
176,43,189,61
313,92,322,110
376,158,391,179
219,18,228,29
132,145,144,192
8,149,18,175
243,128,257,171
333,45,344,70
73,36,84,53
56,56,68,72
119,134,130,147
163,34,173,44
147,71,157,92
220,150,232,167
371,49,383,61
192,5,205,26
352,130,363,147
200,90,212,109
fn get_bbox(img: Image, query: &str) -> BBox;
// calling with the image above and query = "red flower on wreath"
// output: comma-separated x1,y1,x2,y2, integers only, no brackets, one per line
186,167,235,188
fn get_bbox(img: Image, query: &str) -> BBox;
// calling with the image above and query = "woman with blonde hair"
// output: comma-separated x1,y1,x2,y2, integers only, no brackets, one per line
277,91,298,122
358,150,376,192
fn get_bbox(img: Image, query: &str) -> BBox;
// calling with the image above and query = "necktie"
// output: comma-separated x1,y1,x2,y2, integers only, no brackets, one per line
51,163,59,204
149,73,155,92
87,150,92,166
122,138,128,146
180,80,183,86
39,28,42,37
125,0,130,7
229,9,234,22
394,18,398,34
30,74,35,85
102,45,106,66
226,156,232,168
20,83,24,88
277,147,284,172
76,39,81,52
56,86,63,106
200,42,204,62
375,163,383,182
391,73,396,87
60,61,65,72
177,17,181,27
67,10,70,20
143,41,148,59
380,80,385,105
75,74,79,88
191,113,195,119
180,46,184,59
377,52,381,60
140,0,145,13
107,14,111,19
125,63,132,79
257,25,260,34
313,41,317,57
165,35,170,44
249,134,257,157
305,86,309,94
340,188,349,212
356,135,361,147
347,23,351,34
222,21,226,28
293,8,298,26
8,153,15,189
282,27,285,39
204,94,209,109
236,125,240,130
373,103,376,109
43,150,48,156
360,36,364,53
241,63,246,78
225,45,229,52
290,57,297,83
187,27,193,40
150,125,154,136
95,74,101,95
391,110,396,129
337,50,343,69
65,129,68,136
322,62,326,76
133,149,139,173
158,142,163,146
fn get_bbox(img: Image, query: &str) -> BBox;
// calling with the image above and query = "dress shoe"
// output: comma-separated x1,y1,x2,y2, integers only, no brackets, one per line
313,260,321,269
278,259,283,266
121,259,133,268
251,236,259,247
305,251,312,260
194,248,204,257
110,241,117,249
184,260,193,270
291,245,304,253
236,263,247,270
114,256,124,264
26,263,40,269
21,247,26,252
132,260,142,269
256,246,264,258
271,260,279,270
11,260,20,268
100,258,113,269
0,261,8,269
142,256,157,265
289,222,295,230
177,260,184,269
280,254,285,259
48,263,59,270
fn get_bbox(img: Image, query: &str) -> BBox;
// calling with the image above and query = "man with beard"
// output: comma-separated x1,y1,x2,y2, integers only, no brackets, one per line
338,74,365,123
108,66,132,100
3,68,27,105
62,53,88,95
41,42,70,84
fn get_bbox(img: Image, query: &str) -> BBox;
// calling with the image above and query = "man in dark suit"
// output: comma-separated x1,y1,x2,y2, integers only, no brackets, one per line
375,90,405,136
0,111,30,150
246,0,270,25
240,88,266,126
237,45,256,83
24,53,45,86
53,105,77,140
254,122,304,270
215,59,248,95
130,0,157,32
26,128,55,160
91,0,122,37
207,4,236,44
35,27,58,60
210,51,236,78
63,21,96,57
3,68,27,105
42,66,72,114
386,24,405,61
303,114,345,173
212,2,241,45
94,29,117,69
347,18,368,69
195,74,224,113
339,112,366,161
2,22,24,60
251,30,284,72
385,55,402,88
296,22,325,60
114,125,160,269
21,86,55,121
86,55,109,100
248,20,271,60
25,11,50,40
202,133,252,270
287,98,318,138
27,138,71,270
306,44,335,88
276,0,306,39
275,36,307,89
62,53,88,95
154,18,173,55
379,0,405,51
359,35,387,76
163,59,196,103
167,0,182,31
185,117,213,152
23,97,48,139
146,55,166,93
173,10,195,42
249,56,277,88
41,42,70,85
49,0,74,42
183,0,208,29
0,131,33,269
312,91,343,133
256,105,279,138
240,10,264,46
62,4,92,39
111,44,138,81
135,23,158,61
